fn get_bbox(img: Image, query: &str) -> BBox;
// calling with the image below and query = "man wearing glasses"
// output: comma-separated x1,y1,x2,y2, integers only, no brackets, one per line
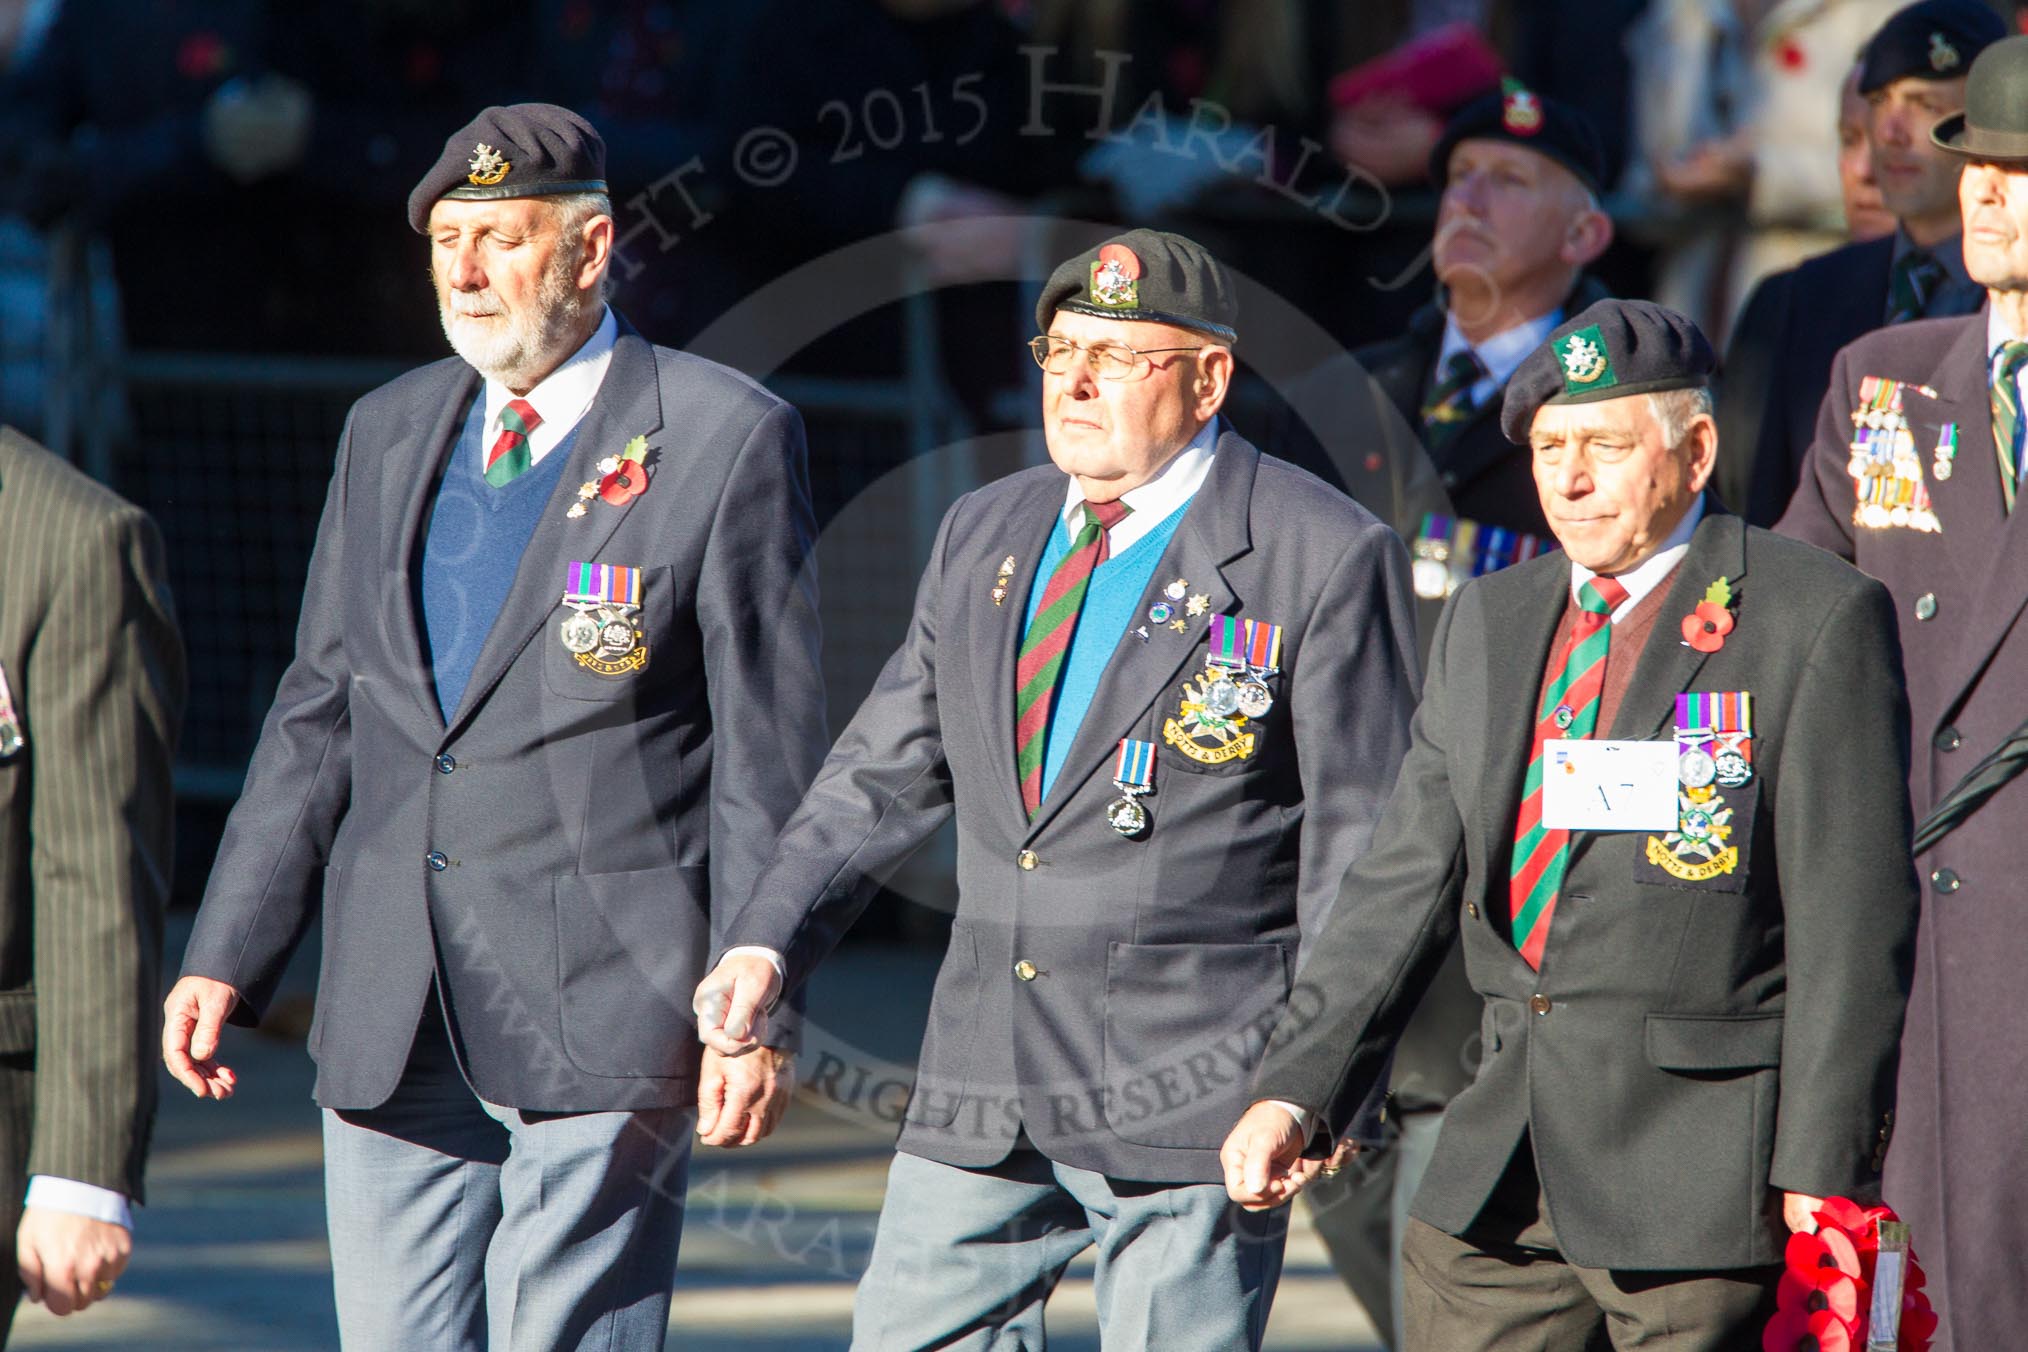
692,229,1421,1347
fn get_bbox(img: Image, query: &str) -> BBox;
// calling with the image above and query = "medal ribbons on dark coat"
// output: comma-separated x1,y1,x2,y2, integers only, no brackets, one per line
1846,375,1941,533
559,560,648,676
1648,691,1753,882
1107,738,1156,837
1162,615,1281,764
1411,512,1553,600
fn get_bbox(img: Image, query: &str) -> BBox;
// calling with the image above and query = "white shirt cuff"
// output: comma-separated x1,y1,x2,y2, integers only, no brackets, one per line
25,1176,132,1229
1267,1100,1312,1135
721,945,788,986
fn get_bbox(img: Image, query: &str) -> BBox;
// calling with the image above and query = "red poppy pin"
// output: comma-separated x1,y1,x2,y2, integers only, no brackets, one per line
567,435,650,519
1682,576,1736,653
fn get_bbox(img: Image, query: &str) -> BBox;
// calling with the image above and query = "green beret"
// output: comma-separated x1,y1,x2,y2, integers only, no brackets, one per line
409,103,608,234
1035,229,1239,344
1501,299,1716,444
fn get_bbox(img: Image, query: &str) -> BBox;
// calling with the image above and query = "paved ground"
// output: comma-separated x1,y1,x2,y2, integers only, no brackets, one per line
12,921,1383,1351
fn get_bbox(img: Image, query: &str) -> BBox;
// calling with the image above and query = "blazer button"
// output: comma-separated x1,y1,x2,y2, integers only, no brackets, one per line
1914,592,1938,622
1930,867,1961,895
1935,726,1962,752
1466,901,1480,919
427,851,449,872
1014,960,1038,982
1529,994,1552,1016
1016,850,1039,871
435,753,457,774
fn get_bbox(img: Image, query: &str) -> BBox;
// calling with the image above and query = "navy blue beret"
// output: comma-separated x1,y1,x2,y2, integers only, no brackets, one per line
1428,78,1607,197
408,104,608,234
1501,299,1716,444
1859,0,2006,95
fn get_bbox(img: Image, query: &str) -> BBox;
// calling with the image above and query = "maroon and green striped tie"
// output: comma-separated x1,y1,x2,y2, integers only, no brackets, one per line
1508,575,1630,969
484,398,543,487
1015,498,1131,817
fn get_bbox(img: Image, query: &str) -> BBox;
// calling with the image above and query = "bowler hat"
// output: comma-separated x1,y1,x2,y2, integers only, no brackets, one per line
1934,35,2028,162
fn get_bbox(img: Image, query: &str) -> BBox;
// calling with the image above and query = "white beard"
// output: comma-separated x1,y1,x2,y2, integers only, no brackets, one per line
437,258,583,387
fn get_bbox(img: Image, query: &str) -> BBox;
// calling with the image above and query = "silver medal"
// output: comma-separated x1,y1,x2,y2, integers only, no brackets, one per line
1236,679,1273,719
1106,796,1149,838
1713,750,1753,789
560,611,601,654
600,620,637,654
1678,748,1716,789
1202,675,1242,718
1411,557,1450,601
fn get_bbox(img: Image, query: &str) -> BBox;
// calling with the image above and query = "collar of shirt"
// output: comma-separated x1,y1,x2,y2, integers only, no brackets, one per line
1894,226,1970,290
1568,493,1707,623
1058,416,1220,556
481,306,618,468
1437,308,1565,405
1987,302,2027,365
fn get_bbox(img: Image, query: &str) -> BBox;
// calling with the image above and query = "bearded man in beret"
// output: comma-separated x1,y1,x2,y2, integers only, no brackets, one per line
161,104,827,1349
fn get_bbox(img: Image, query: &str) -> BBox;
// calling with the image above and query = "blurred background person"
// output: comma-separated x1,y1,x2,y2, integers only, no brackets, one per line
1718,0,1999,525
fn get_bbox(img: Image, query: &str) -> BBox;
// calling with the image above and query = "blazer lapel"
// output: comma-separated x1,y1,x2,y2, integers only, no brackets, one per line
1476,562,1571,890
1601,507,1745,744
385,363,481,733
441,330,665,742
1021,434,1257,841
971,475,1075,826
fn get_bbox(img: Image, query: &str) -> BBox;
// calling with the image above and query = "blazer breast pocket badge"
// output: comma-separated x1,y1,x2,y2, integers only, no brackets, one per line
1846,376,1941,534
1639,691,1755,891
1161,615,1281,765
559,561,649,677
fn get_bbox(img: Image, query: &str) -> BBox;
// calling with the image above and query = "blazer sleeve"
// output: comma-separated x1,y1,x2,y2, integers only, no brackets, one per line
717,497,962,995
25,505,185,1199
1773,345,1859,560
181,414,358,1023
1767,578,1919,1198
1253,590,1471,1141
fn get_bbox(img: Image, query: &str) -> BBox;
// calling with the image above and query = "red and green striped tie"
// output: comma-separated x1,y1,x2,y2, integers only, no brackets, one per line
484,398,543,487
1508,575,1630,969
1015,498,1131,817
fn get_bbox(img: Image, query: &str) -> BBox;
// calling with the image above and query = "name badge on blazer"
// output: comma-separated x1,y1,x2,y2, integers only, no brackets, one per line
558,561,649,677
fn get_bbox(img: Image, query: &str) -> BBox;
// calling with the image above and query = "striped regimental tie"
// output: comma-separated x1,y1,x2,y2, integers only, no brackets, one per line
1886,248,1946,326
485,398,543,487
1420,348,1488,448
1508,575,1630,970
1014,498,1132,817
1991,340,2028,515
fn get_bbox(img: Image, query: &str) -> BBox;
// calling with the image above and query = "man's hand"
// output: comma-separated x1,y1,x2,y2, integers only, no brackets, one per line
697,1046,795,1147
1782,1191,1827,1234
17,1209,129,1316
691,955,782,1057
1221,1101,1324,1211
162,975,242,1099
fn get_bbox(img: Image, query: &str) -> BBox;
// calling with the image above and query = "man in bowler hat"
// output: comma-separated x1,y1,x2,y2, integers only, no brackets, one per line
1780,33,2028,1351
1229,299,1920,1350
161,105,827,1348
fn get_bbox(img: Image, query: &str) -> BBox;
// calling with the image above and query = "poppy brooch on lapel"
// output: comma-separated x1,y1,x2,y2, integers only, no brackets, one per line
1681,576,1736,654
568,435,649,520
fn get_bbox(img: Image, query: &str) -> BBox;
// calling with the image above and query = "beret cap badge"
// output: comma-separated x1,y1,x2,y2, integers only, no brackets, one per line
1500,78,1543,136
1088,244,1143,310
1931,31,1962,71
1558,327,1615,392
467,143,512,186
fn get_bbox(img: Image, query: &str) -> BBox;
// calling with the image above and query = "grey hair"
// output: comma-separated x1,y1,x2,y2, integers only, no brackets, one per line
1647,386,1715,450
549,191,615,306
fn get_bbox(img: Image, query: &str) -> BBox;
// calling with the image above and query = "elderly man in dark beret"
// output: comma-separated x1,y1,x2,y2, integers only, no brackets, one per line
160,104,827,1348
1225,298,1921,1350
692,228,1419,1347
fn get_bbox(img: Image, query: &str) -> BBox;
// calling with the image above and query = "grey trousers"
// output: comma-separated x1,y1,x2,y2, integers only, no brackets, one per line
320,1001,693,1351
1401,1145,1775,1352
852,1146,1289,1351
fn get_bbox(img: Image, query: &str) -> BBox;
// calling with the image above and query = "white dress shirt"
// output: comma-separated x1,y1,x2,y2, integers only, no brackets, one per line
482,307,618,465
25,1175,129,1228
1436,309,1565,411
1056,416,1219,549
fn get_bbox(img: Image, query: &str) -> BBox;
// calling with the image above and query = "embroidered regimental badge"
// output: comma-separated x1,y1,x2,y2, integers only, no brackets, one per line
1161,671,1256,765
467,142,512,186
1557,326,1614,391
1501,77,1543,135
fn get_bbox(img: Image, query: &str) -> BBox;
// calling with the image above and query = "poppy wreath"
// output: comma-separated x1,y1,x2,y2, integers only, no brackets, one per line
1763,1198,1937,1352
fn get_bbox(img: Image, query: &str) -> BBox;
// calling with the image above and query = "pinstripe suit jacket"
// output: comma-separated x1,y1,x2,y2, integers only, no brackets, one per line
0,428,185,1205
